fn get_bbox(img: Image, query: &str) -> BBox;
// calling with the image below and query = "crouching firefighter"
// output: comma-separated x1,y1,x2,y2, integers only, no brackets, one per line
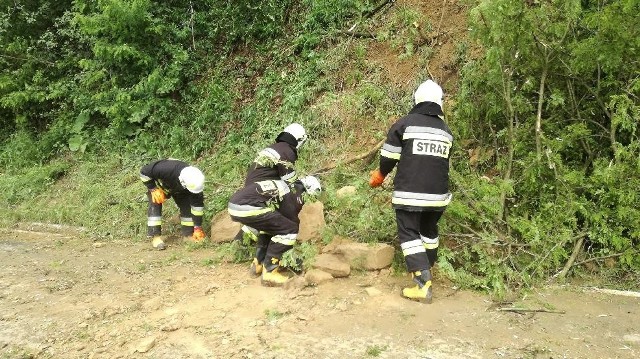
228,176,322,286
369,79,453,303
140,159,206,250
233,122,308,243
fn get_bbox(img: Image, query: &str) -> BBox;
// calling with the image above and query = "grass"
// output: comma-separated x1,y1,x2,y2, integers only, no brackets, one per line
264,308,286,322
365,344,388,357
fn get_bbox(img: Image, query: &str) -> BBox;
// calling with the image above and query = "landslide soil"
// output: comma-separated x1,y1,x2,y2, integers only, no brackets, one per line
1,228,638,359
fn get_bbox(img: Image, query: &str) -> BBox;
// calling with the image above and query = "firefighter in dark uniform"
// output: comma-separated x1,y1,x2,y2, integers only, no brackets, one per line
245,123,306,185
369,80,452,303
233,123,307,266
140,159,206,250
228,175,321,286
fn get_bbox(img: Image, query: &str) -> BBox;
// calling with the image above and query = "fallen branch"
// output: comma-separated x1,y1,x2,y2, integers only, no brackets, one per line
496,307,566,314
344,0,395,37
314,138,385,174
584,287,640,298
363,0,395,20
414,0,447,48
573,251,632,267
556,232,587,279
338,30,376,39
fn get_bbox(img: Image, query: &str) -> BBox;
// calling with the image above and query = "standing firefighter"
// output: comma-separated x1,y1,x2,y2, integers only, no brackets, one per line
228,176,322,286
140,159,206,250
369,80,452,303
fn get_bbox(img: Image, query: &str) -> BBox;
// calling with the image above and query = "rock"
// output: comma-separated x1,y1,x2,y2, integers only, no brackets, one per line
336,186,357,198
283,276,306,290
334,242,394,270
92,242,105,248
304,269,334,285
623,334,640,343
365,287,383,297
204,283,221,295
298,201,325,242
133,336,156,353
312,254,350,278
142,296,163,311
378,268,391,277
161,319,180,332
209,211,242,243
321,236,354,253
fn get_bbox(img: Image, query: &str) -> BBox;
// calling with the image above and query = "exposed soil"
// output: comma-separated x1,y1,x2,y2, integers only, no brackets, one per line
1,227,638,359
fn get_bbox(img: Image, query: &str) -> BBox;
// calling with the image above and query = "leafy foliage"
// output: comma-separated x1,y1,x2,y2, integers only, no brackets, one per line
450,0,640,293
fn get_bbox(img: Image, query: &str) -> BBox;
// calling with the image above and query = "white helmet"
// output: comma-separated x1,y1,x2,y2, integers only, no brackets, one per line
299,175,322,196
179,166,205,194
283,123,307,149
414,80,443,107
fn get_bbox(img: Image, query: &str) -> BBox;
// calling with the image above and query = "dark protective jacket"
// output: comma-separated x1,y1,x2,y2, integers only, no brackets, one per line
140,159,205,226
379,102,453,211
244,133,298,185
228,179,305,221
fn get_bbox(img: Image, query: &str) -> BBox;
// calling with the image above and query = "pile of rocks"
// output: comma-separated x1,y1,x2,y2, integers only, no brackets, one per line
209,194,395,286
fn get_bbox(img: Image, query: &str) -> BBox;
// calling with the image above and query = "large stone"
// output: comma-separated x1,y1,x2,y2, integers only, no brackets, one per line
321,236,354,253
132,336,156,353
312,253,350,278
298,201,325,242
334,242,395,270
209,211,242,243
336,186,357,198
304,269,334,285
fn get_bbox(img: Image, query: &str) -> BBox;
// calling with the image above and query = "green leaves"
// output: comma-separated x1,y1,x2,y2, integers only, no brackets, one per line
450,0,640,294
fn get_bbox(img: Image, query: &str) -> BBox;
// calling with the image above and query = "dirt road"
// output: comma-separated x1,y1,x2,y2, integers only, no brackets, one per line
1,228,638,359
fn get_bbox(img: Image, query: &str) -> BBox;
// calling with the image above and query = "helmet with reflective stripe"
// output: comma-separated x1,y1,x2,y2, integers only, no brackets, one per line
283,123,307,149
414,80,443,107
299,175,321,196
179,166,205,194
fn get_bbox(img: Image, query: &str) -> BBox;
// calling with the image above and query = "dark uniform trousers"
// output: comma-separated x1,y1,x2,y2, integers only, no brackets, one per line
230,210,299,266
147,191,195,237
395,209,443,272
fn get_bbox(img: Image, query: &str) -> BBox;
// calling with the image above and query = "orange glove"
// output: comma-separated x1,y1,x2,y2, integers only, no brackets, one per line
192,226,205,241
150,188,166,204
369,169,385,188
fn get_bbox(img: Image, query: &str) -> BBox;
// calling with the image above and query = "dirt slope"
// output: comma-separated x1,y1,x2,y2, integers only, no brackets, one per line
1,229,638,359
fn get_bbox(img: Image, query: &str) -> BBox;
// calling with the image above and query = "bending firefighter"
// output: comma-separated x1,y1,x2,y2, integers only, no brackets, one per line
369,80,453,303
140,159,206,250
228,176,321,286
234,123,307,242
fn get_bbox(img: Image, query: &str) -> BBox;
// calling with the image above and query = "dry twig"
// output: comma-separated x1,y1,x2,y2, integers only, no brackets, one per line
556,232,587,279
496,307,566,314
314,139,385,174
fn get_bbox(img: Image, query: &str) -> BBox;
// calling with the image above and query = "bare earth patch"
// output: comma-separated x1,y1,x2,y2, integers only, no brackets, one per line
0,229,638,359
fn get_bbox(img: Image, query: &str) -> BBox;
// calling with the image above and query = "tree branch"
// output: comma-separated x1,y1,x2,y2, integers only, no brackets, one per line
556,232,587,279
313,138,385,174
496,307,566,314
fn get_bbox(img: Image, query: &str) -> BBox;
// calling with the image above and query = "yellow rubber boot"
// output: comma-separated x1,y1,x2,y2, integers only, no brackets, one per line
402,281,433,304
401,270,433,303
249,258,263,277
261,267,289,287
151,236,166,250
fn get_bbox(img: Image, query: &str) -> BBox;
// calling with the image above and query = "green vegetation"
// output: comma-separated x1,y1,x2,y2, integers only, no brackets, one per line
366,344,388,357
1,0,638,295
264,308,286,321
